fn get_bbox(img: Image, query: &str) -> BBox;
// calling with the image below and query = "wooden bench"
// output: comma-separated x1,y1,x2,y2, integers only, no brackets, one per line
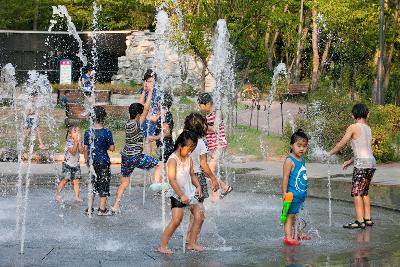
286,84,309,95
57,89,112,104
65,103,128,121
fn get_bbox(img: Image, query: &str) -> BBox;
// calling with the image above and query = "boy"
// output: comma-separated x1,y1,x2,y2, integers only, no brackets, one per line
111,81,162,213
197,93,232,201
83,106,115,216
25,91,47,150
328,103,376,228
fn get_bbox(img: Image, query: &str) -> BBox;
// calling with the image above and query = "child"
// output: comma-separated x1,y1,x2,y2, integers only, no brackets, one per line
197,93,232,200
184,112,219,199
282,129,309,246
148,92,174,163
83,106,115,216
111,82,161,213
25,91,47,150
328,103,376,229
159,130,204,254
140,69,160,154
55,125,84,202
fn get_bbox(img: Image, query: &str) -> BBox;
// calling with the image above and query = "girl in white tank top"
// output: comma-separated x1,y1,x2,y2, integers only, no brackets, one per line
159,131,205,254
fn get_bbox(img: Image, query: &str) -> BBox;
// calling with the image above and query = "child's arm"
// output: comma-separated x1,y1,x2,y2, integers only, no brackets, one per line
167,159,189,204
328,125,354,156
108,131,115,152
139,82,146,104
148,122,171,142
207,109,222,133
83,145,89,165
190,158,203,197
68,141,80,155
200,154,219,192
282,158,294,199
139,85,153,125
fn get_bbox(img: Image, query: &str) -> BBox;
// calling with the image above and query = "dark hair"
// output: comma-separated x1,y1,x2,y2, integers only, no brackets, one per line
161,93,173,109
184,112,207,138
352,103,369,119
173,130,198,152
92,106,107,123
290,129,309,152
29,90,38,97
143,69,157,81
197,92,213,105
66,124,78,140
64,90,70,95
129,103,144,119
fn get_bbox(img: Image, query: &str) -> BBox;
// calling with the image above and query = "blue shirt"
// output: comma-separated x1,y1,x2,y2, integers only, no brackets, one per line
287,154,308,199
139,84,162,115
84,128,114,165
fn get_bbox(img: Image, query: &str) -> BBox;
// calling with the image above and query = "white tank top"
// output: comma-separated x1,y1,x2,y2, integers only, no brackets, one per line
167,153,196,198
351,123,376,168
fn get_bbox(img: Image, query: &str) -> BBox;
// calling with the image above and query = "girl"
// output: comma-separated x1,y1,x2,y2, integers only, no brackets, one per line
159,131,204,254
282,129,310,246
55,125,84,202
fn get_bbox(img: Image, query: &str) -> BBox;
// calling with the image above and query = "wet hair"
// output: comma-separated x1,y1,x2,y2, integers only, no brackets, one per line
129,103,144,119
352,103,369,119
173,130,198,152
183,112,207,138
161,93,173,109
29,90,38,97
66,124,78,140
290,129,309,152
143,69,157,81
92,106,107,123
197,92,213,105
64,89,70,95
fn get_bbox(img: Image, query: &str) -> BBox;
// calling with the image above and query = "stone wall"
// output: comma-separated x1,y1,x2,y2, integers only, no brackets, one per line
111,31,215,92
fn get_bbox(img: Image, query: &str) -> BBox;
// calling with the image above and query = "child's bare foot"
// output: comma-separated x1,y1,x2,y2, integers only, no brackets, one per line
55,194,62,203
187,243,204,252
74,196,82,202
39,144,48,150
158,246,173,254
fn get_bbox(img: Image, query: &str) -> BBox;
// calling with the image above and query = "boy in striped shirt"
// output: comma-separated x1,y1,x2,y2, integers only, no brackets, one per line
198,93,232,201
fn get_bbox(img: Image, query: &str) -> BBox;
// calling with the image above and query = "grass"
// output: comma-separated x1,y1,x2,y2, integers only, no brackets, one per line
228,125,287,160
1,105,287,161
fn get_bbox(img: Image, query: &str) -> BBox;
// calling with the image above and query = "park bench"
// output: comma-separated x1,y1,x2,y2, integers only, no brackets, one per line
57,89,112,104
286,84,309,95
65,103,128,122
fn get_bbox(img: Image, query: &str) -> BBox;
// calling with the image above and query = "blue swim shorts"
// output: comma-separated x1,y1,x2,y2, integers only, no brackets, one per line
288,198,305,215
121,154,159,177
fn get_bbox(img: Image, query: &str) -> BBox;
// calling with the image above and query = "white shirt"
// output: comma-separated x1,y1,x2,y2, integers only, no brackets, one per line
190,139,209,173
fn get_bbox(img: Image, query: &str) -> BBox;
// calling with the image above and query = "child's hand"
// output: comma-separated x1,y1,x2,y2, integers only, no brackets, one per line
211,179,219,192
181,195,189,205
195,186,203,198
282,192,287,201
342,160,353,170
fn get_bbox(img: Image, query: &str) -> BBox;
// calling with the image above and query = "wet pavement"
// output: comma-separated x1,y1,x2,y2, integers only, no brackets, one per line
1,184,400,266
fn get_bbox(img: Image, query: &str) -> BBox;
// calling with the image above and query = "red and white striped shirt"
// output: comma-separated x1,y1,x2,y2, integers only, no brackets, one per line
205,110,227,151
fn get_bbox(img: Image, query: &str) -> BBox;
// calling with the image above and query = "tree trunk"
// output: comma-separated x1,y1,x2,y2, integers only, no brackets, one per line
319,39,331,75
294,0,305,83
383,0,399,101
33,0,40,30
200,60,207,92
311,5,319,91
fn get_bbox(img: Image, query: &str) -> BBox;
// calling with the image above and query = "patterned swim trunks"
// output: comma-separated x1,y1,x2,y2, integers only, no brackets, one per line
351,167,376,197
121,153,159,177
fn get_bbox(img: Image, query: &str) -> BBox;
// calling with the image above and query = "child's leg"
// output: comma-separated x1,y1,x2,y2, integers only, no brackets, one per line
35,127,46,149
362,195,371,219
55,178,68,201
72,179,81,201
152,162,162,183
112,176,130,209
159,207,185,254
353,196,365,222
284,215,296,240
99,196,107,210
187,204,205,251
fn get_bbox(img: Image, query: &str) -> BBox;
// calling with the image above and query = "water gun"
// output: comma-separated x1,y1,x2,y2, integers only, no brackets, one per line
280,192,293,224
149,182,170,192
